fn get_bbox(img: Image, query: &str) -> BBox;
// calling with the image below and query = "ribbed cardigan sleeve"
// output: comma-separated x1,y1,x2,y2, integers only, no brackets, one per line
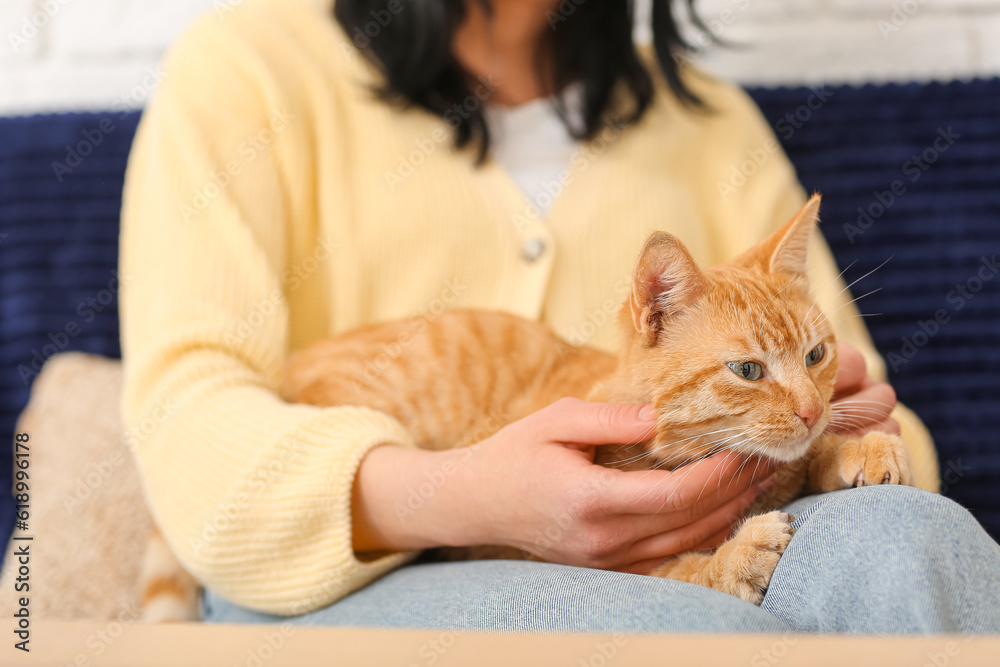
118,9,417,615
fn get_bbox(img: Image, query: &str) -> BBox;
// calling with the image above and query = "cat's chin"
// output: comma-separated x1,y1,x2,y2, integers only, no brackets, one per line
736,436,815,463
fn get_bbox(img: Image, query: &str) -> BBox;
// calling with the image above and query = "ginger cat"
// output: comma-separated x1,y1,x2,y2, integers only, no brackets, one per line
139,194,913,616
278,194,914,605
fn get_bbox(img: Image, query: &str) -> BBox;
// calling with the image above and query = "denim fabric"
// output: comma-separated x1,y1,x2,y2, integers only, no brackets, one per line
204,486,1000,634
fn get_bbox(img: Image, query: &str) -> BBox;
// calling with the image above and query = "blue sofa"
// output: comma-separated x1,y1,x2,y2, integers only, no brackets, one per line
1,79,998,561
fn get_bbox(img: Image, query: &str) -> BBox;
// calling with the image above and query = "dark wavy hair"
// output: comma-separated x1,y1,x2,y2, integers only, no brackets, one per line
334,0,710,162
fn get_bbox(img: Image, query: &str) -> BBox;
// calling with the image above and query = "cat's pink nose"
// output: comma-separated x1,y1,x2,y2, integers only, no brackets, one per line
796,404,822,431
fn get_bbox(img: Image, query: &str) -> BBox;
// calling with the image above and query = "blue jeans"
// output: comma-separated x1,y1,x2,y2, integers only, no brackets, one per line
203,486,1000,634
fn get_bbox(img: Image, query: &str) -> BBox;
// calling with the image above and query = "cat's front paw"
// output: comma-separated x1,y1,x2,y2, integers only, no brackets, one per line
714,511,794,605
829,431,914,489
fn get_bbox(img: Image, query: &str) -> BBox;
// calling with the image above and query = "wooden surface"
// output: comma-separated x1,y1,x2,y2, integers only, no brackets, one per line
4,621,998,666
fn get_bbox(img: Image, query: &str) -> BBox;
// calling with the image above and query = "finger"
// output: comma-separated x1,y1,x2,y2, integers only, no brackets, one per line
618,557,673,575
692,523,738,551
618,520,741,574
829,382,897,433
605,450,779,515
837,417,901,437
622,480,762,564
879,417,901,435
609,468,778,542
832,342,867,400
532,398,658,447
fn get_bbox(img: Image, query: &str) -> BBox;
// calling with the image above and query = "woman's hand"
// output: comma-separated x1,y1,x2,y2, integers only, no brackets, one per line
352,398,778,574
829,342,900,435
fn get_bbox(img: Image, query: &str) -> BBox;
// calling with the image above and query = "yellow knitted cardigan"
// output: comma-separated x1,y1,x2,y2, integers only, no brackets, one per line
119,0,938,615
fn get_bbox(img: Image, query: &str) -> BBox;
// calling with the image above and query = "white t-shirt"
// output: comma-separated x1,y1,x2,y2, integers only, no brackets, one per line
484,85,582,217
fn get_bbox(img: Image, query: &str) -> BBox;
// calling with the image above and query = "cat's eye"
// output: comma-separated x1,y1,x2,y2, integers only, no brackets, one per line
728,361,763,381
805,343,826,367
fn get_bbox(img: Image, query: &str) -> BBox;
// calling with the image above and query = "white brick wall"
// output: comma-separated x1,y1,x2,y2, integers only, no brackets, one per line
684,0,1000,85
1,0,999,117
0,0,216,116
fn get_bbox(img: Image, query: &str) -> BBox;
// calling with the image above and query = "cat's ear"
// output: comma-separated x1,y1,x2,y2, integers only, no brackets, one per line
738,193,821,280
630,232,706,346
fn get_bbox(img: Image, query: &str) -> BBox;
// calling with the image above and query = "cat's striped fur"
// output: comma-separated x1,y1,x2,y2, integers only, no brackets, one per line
140,194,913,616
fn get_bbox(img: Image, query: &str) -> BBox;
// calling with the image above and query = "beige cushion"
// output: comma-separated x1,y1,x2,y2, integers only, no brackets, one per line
0,353,150,621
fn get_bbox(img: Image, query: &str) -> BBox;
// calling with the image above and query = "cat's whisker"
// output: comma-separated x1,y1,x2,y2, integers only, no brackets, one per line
667,434,751,466
647,432,746,468
819,256,893,315
829,411,891,422
648,447,729,473
815,258,859,300
801,259,859,330
806,262,888,332
832,312,883,319
699,439,772,504
831,406,893,416
812,287,883,328
829,414,892,423
641,442,749,509
636,435,748,484
802,258,859,326
647,444,735,475
826,418,870,429
834,287,882,311
832,399,896,408
721,438,774,497
651,432,764,510
604,420,661,464
609,427,744,467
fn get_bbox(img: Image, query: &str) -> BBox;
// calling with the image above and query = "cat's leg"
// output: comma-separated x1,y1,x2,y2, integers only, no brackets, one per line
808,431,914,492
649,511,794,605
139,527,201,621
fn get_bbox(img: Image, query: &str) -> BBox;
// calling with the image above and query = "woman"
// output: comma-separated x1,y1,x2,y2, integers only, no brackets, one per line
119,0,1000,632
